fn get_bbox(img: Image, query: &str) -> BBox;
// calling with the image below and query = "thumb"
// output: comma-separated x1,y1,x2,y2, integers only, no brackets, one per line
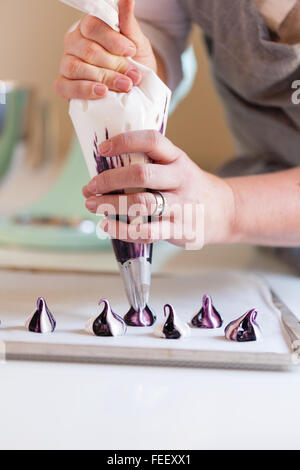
118,0,144,46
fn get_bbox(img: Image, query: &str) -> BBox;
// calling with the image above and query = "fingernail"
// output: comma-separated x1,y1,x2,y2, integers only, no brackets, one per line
85,199,97,212
87,179,97,194
94,84,106,96
125,44,136,57
99,140,112,155
126,68,142,86
115,77,132,92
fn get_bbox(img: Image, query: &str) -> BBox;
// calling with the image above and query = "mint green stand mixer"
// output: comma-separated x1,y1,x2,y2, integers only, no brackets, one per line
0,82,109,251
0,136,110,250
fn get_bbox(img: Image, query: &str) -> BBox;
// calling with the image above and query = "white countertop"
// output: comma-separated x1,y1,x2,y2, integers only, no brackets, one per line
0,244,299,450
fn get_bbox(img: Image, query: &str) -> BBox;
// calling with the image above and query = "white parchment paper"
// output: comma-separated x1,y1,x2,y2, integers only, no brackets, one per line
0,269,291,355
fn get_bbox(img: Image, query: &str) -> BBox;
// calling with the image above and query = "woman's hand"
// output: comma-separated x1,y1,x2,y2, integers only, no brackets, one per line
82,131,236,249
54,0,156,100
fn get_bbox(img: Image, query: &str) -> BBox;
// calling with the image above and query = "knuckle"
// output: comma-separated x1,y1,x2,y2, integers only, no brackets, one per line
148,130,162,149
179,150,189,164
64,57,80,78
84,41,98,63
135,164,151,186
111,36,128,56
99,172,111,192
80,15,99,39
99,69,110,84
114,57,128,73
119,132,133,149
133,192,148,208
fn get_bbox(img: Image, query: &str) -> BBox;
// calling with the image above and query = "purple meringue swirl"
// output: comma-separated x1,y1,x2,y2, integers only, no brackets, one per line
155,304,190,339
90,299,126,337
26,297,56,333
191,295,223,329
225,308,261,342
124,304,156,327
162,304,182,339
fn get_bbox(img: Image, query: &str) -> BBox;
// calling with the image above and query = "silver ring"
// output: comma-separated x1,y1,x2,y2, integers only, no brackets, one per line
151,191,166,218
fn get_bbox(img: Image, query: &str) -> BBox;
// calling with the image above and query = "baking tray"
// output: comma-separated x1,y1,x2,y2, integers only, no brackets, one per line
2,341,298,370
0,269,297,370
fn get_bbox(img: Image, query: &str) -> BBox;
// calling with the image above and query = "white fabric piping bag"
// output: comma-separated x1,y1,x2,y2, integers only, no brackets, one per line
59,0,171,326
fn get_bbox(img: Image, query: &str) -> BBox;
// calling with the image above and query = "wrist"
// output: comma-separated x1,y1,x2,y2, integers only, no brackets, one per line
203,173,238,246
224,177,243,244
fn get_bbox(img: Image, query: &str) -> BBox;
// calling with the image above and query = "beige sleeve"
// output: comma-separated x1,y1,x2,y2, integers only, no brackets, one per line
256,0,300,43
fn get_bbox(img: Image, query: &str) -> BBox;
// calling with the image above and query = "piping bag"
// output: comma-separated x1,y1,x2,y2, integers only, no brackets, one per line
59,0,171,326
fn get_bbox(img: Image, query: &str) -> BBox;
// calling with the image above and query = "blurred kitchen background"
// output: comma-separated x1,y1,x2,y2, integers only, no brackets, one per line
0,0,234,269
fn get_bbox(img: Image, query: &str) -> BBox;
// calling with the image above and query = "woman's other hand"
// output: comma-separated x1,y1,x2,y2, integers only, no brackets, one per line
54,0,157,100
82,131,236,249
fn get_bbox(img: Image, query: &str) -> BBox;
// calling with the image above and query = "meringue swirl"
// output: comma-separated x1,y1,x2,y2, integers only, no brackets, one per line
25,297,56,333
191,294,223,329
154,304,191,339
86,299,127,337
225,308,261,342
124,304,156,327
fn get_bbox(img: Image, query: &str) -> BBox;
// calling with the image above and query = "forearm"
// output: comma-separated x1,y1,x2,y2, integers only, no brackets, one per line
226,167,300,246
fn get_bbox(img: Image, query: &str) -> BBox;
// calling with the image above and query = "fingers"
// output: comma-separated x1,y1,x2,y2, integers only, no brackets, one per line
59,54,134,93
83,162,181,196
55,4,156,103
118,0,156,69
80,14,136,57
86,192,156,214
85,192,173,218
98,130,184,164
99,217,174,244
119,0,143,45
65,28,131,73
99,216,203,248
54,76,107,100
56,4,156,103
64,27,142,86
